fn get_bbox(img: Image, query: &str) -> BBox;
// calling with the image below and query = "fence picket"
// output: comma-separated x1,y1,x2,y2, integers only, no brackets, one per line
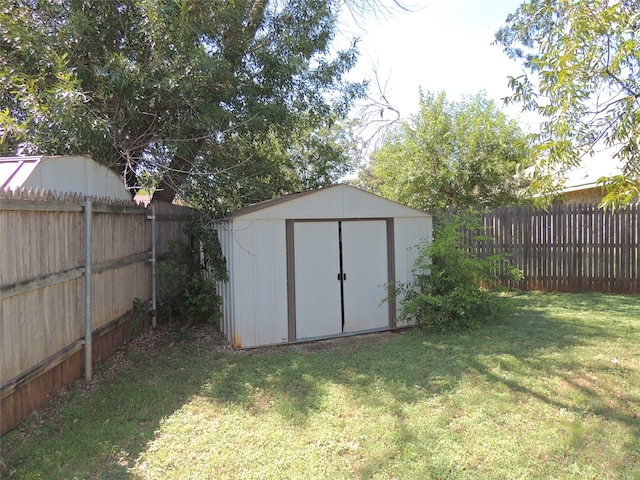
460,202,639,294
1,193,195,434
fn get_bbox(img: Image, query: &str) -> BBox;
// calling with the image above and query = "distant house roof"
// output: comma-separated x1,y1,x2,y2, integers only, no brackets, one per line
0,155,131,201
523,145,627,195
0,156,39,190
560,147,625,193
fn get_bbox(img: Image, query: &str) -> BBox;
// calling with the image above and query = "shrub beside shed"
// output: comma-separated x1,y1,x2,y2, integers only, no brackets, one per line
216,184,432,348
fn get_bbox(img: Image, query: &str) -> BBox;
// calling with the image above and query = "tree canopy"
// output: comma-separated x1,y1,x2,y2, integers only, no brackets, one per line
1,0,365,205
495,0,640,205
183,116,360,215
358,91,532,211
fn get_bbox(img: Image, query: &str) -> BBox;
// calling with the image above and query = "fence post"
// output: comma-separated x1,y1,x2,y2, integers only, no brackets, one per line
83,196,93,382
150,203,157,328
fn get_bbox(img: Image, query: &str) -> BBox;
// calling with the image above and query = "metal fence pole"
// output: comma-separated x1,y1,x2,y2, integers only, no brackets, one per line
150,203,157,328
83,196,93,382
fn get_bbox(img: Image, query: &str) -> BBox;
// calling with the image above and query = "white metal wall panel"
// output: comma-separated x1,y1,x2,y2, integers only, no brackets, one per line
393,216,432,326
254,220,288,345
341,221,389,332
220,219,289,348
215,221,234,339
227,225,239,343
245,193,345,220
226,220,247,347
233,219,259,347
341,186,417,219
293,222,342,339
254,220,275,344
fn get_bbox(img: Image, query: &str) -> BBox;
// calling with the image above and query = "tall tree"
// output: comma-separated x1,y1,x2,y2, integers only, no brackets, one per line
495,0,640,205
360,91,532,211
1,0,364,203
183,115,360,216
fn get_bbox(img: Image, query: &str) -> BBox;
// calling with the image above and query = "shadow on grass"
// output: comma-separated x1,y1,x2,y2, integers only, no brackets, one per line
461,293,639,426
204,293,631,410
1,328,219,479
2,293,638,479
199,292,639,476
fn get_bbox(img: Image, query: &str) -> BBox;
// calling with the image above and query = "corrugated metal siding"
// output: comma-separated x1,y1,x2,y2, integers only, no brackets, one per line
216,218,289,348
215,221,235,341
216,186,433,348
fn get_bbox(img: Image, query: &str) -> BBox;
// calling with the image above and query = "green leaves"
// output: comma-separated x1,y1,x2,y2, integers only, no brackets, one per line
1,0,363,205
364,91,532,211
396,212,521,330
495,0,640,206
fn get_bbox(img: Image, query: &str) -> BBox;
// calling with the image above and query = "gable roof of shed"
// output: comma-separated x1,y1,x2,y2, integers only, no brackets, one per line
0,156,41,190
0,155,131,200
227,184,429,220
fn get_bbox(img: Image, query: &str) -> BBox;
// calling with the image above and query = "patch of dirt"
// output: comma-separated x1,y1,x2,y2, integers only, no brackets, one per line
291,330,407,351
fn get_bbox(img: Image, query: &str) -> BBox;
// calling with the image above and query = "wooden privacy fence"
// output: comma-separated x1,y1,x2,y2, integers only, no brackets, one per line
463,203,640,294
0,189,194,435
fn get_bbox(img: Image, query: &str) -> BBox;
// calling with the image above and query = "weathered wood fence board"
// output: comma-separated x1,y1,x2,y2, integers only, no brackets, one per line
465,203,640,294
0,189,195,435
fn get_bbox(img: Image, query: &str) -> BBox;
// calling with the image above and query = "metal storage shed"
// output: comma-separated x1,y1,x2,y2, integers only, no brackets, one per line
216,184,432,348
0,155,131,201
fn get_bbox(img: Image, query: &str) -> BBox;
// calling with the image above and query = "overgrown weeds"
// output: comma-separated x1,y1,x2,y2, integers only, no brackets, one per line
396,211,523,330
157,213,228,326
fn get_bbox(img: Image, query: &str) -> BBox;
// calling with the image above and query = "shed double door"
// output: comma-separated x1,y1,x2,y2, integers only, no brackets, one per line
293,220,389,340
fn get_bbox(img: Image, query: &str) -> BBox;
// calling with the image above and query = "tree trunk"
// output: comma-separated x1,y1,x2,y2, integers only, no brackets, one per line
151,136,205,203
151,0,268,204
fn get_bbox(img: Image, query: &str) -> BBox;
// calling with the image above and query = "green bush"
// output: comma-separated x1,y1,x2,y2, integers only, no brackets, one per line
180,268,221,326
397,212,522,330
158,218,225,326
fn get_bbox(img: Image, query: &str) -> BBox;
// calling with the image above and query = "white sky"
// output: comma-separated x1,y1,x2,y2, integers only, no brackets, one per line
337,0,541,132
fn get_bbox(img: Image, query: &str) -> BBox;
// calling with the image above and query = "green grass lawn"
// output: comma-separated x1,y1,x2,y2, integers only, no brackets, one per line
1,292,639,479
